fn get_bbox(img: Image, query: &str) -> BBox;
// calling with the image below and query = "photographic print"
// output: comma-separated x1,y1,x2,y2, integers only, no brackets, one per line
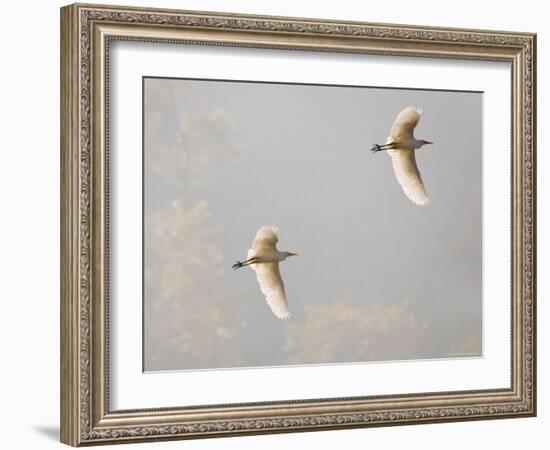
143,77,482,372
61,4,535,445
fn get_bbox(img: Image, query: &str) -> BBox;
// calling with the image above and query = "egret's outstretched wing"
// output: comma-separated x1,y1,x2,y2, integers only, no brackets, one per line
252,225,279,251
253,262,290,320
389,149,430,206
390,106,422,141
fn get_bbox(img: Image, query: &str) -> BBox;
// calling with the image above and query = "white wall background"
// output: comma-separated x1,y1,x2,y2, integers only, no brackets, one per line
0,0,545,448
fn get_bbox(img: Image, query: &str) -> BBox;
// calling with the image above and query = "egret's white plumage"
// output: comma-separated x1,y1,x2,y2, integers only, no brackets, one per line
389,106,423,141
388,146,429,207
233,226,297,320
372,106,433,207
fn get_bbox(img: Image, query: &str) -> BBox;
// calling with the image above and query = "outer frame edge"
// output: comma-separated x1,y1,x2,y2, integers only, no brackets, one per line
60,3,81,447
61,2,536,445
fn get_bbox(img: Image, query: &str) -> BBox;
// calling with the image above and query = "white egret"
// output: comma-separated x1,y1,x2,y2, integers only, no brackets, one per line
370,106,433,206
232,226,297,320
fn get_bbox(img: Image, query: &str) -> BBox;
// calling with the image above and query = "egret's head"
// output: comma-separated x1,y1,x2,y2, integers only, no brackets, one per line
285,251,298,258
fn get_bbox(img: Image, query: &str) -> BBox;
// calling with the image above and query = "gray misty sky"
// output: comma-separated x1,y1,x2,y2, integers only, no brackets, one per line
143,77,482,371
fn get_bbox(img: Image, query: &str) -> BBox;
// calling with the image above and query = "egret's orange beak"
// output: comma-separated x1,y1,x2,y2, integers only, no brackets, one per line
288,252,298,256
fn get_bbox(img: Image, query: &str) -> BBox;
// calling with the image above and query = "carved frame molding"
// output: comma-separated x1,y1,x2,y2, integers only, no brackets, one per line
61,3,536,446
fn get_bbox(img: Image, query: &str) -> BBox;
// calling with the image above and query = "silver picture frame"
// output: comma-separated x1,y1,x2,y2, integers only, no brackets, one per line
61,3,536,446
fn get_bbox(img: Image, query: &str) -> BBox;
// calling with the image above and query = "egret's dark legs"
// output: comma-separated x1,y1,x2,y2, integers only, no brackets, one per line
370,142,397,153
232,257,258,270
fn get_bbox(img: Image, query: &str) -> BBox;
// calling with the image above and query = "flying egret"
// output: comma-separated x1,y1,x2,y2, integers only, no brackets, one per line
370,106,433,206
232,225,298,320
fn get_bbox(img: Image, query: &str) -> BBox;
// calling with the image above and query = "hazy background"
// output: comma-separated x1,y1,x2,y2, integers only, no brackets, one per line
143,77,482,371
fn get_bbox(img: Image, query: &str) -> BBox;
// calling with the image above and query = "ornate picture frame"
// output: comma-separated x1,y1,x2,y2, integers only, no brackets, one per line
60,3,536,446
